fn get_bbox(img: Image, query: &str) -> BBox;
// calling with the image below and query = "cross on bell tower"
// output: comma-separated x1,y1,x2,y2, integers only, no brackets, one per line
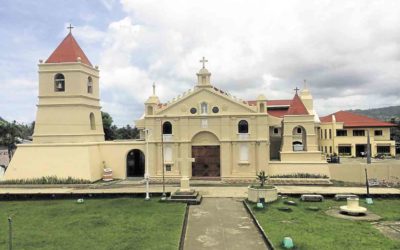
200,56,208,69
196,57,211,87
67,24,74,33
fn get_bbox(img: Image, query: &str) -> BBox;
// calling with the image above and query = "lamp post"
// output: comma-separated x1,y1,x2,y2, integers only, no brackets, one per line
144,129,151,201
161,118,167,200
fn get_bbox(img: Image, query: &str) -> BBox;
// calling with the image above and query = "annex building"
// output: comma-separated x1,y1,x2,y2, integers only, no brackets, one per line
4,31,396,182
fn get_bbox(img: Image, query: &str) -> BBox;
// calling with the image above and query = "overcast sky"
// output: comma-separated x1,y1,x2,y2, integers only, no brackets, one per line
1,0,399,126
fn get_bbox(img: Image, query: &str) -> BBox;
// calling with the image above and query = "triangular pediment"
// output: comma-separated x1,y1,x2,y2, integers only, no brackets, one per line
155,86,257,116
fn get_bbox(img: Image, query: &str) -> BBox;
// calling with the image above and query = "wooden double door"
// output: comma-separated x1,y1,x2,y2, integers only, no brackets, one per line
191,146,220,177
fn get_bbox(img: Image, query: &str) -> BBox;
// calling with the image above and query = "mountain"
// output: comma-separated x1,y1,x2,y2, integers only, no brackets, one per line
347,106,400,122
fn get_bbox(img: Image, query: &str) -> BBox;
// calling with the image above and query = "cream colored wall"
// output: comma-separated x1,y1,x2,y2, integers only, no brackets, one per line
34,62,104,143
4,143,104,181
319,123,395,157
329,163,400,184
280,115,323,162
137,86,272,179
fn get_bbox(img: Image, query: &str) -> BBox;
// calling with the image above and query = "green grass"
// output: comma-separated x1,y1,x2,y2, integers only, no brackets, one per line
0,198,186,250
251,198,400,250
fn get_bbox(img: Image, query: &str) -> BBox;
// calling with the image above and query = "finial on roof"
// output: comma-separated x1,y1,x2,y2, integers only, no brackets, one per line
67,24,74,33
294,86,300,94
303,79,307,89
200,56,208,69
152,82,156,96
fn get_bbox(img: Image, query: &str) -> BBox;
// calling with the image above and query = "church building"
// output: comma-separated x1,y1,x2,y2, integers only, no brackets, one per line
4,31,395,182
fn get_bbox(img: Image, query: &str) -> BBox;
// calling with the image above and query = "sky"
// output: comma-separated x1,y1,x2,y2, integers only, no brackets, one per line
1,0,400,126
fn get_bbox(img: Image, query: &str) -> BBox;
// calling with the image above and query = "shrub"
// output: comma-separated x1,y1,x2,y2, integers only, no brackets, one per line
0,176,91,184
270,173,329,179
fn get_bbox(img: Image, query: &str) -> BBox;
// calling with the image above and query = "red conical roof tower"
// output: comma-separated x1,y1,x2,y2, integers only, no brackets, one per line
45,32,92,66
286,93,309,115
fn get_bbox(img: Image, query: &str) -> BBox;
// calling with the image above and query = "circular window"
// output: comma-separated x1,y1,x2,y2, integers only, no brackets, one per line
190,107,197,114
212,107,219,113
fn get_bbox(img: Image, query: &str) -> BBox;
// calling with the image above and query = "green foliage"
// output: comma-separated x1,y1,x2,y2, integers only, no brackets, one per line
271,173,329,179
101,111,139,140
252,199,400,250
257,170,268,187
0,198,186,249
0,176,91,184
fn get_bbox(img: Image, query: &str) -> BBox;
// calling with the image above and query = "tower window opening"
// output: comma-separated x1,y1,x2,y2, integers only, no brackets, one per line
87,76,93,94
54,73,65,92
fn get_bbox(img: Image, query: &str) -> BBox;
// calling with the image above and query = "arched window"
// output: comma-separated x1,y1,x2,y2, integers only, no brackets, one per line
297,127,302,134
162,121,172,134
54,73,65,92
201,102,208,114
238,120,248,134
87,76,93,94
90,113,96,130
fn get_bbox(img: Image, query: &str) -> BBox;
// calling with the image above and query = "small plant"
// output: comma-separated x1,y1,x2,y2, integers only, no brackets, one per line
257,171,268,187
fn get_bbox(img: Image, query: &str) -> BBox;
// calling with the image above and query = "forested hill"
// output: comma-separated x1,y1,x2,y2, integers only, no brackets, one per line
348,106,400,121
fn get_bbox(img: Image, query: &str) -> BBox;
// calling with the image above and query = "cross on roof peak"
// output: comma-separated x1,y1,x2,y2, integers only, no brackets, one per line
200,56,208,68
294,87,300,94
67,24,74,33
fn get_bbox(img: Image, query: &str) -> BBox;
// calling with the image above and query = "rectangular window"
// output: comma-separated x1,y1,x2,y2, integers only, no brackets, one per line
374,130,383,136
353,130,365,136
320,130,323,138
329,129,332,139
164,145,173,163
377,146,390,154
239,144,249,162
338,146,352,156
324,129,327,139
165,164,172,171
330,146,332,153
336,130,347,136
324,146,327,153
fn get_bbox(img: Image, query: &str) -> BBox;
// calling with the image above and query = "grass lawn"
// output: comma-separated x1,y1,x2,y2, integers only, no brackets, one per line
0,198,186,250
251,198,400,250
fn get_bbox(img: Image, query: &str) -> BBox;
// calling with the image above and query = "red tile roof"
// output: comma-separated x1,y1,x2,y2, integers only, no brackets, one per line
320,111,395,127
247,99,291,106
267,109,288,118
286,94,309,115
267,100,291,106
45,32,92,66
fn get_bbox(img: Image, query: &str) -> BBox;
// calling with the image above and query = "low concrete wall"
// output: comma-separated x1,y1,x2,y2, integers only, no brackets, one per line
329,160,400,184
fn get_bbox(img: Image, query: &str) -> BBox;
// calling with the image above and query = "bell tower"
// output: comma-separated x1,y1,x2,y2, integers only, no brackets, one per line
33,29,104,143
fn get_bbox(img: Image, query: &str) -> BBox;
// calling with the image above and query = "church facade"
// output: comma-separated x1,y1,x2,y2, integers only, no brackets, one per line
4,32,395,182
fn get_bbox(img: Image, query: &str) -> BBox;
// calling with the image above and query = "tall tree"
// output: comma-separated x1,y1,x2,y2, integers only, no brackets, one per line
101,111,116,140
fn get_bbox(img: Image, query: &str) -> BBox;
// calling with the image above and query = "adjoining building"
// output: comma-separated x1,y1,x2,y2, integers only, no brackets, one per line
3,31,396,182
319,111,396,157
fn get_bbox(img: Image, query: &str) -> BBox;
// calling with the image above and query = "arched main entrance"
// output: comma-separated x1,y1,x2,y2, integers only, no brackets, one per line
126,149,145,177
191,131,220,178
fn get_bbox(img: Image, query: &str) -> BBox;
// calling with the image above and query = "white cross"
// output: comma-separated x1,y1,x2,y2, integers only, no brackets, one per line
200,56,208,68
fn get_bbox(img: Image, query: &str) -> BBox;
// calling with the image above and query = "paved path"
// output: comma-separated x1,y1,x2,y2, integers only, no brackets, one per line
0,184,398,197
184,198,269,250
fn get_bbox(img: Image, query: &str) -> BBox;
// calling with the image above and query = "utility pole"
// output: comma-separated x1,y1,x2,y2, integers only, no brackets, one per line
365,168,370,197
367,130,371,164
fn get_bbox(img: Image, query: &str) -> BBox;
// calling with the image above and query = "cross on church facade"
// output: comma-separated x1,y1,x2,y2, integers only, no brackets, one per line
200,57,208,68
294,87,300,94
67,24,74,33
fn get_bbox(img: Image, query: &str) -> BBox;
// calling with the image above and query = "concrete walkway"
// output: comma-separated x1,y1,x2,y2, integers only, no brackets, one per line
184,198,269,250
0,185,398,197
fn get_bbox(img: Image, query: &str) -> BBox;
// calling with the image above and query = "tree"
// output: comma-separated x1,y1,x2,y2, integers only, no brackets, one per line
0,120,22,161
102,112,116,140
115,125,139,139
